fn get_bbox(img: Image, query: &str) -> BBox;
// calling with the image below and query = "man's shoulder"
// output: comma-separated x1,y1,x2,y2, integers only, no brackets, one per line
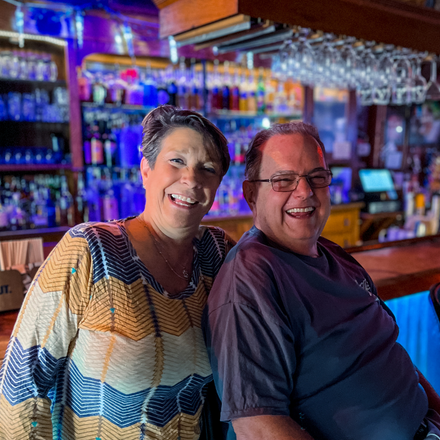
225,227,278,266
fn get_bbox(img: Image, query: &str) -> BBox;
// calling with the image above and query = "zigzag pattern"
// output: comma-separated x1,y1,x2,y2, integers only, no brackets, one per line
0,220,229,440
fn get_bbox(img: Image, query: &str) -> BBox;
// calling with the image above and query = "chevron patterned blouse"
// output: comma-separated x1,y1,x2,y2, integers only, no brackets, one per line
0,220,232,440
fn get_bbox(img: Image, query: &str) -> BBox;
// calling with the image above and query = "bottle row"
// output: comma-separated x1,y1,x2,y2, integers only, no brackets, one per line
82,167,252,223
0,143,69,166
0,88,69,122
0,174,74,231
82,109,266,169
82,110,143,168
0,48,59,82
78,58,303,116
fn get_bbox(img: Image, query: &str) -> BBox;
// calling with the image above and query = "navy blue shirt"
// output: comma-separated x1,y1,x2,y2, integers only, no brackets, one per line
203,227,428,440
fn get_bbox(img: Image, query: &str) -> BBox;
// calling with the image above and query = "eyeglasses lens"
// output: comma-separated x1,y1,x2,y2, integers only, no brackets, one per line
272,171,332,192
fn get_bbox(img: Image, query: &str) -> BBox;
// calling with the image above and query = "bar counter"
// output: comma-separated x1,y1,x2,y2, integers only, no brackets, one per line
348,234,440,301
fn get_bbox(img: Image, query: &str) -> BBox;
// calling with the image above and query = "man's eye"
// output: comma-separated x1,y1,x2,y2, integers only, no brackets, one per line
204,167,216,174
274,178,295,183
309,175,326,183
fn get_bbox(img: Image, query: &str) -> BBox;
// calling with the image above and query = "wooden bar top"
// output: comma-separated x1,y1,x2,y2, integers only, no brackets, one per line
349,235,440,301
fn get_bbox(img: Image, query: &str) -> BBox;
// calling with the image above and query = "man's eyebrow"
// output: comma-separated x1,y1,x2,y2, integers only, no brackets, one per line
272,167,327,176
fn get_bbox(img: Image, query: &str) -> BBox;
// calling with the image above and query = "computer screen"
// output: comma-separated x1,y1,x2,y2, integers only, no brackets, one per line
359,169,396,193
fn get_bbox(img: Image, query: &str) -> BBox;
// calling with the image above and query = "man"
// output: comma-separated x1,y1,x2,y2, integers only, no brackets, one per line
203,122,440,440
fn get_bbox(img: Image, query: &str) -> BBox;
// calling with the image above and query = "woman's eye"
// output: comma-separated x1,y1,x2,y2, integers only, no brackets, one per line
204,166,216,174
170,158,184,165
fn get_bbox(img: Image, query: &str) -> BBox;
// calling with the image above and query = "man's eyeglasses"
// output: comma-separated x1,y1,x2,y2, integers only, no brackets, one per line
249,169,333,192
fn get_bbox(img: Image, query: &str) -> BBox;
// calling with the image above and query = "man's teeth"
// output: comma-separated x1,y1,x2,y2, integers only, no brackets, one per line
171,194,197,204
287,207,314,214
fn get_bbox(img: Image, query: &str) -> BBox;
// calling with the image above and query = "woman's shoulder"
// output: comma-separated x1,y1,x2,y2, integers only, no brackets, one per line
68,220,126,242
197,225,235,249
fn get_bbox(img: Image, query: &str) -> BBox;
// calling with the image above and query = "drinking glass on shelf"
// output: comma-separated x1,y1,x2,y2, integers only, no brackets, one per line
357,50,377,106
391,57,412,105
410,55,427,104
425,56,440,100
373,53,393,104
294,37,314,85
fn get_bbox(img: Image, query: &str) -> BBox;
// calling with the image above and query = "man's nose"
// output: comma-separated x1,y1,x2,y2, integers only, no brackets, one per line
293,176,313,198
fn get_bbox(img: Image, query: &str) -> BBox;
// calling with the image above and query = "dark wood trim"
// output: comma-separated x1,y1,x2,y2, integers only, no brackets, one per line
65,39,83,171
159,0,440,53
346,233,440,253
237,0,440,53
159,0,239,39
376,268,440,301
0,227,70,243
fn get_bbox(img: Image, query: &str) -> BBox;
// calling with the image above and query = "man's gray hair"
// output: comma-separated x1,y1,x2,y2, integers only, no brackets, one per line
141,105,230,176
244,121,326,181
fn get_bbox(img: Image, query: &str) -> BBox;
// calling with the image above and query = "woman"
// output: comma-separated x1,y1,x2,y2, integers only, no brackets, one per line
0,106,232,440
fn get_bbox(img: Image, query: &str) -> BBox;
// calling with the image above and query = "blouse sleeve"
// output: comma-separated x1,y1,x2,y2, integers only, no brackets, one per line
0,226,93,439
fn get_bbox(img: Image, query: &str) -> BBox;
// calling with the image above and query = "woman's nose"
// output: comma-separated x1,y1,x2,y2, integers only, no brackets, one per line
181,167,202,188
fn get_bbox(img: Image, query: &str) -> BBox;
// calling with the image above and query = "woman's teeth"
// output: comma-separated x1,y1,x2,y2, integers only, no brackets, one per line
287,207,314,214
171,194,197,205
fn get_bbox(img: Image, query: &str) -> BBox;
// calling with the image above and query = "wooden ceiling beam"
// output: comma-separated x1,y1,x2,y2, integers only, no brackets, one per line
159,0,440,53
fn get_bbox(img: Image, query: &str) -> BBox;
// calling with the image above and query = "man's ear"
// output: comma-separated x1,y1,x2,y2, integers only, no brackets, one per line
140,157,152,188
243,180,257,212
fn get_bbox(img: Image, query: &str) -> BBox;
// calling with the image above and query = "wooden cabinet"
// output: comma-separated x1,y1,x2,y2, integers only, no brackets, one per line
201,214,254,243
202,202,363,247
322,203,364,248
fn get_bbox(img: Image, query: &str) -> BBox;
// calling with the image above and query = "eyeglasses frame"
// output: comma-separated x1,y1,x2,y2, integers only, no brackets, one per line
248,168,333,192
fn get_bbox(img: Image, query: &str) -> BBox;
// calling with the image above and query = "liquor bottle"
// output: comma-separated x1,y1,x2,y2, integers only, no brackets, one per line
264,73,275,114
102,169,119,221
125,69,144,106
58,175,74,226
188,59,202,111
85,168,102,222
157,70,170,106
256,67,266,114
142,64,158,107
119,169,134,219
78,67,92,102
91,125,104,165
76,172,88,223
108,66,126,105
177,57,189,109
166,66,178,106
247,72,257,113
104,129,118,168
211,60,221,111
230,65,240,111
221,61,231,110
92,72,107,105
239,70,248,112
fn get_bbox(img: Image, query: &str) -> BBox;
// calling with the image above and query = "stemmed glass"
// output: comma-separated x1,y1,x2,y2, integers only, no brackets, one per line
410,55,427,104
425,56,440,100
373,52,393,104
391,56,412,105
358,49,377,106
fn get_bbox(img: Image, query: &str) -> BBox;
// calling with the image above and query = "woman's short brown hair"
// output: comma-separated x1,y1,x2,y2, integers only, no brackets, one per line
141,105,230,176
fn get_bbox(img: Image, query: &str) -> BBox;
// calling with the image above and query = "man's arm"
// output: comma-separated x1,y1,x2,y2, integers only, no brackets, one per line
232,415,315,440
417,368,440,413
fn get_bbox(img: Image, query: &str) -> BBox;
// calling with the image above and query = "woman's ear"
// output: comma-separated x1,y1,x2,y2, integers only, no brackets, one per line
140,157,151,189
